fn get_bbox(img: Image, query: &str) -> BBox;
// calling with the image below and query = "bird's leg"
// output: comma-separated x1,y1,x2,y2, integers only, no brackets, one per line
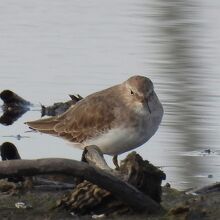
113,155,120,170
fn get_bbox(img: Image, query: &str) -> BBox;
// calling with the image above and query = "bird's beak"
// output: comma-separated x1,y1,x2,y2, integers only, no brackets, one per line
140,96,151,114
146,98,151,114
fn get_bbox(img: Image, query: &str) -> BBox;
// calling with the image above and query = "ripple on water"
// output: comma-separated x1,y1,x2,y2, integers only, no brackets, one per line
180,149,220,157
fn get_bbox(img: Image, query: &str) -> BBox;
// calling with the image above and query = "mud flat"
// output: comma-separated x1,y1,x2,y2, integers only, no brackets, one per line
0,183,219,220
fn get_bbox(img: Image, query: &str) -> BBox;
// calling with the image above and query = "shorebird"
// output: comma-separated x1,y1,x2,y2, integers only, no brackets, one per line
26,75,164,168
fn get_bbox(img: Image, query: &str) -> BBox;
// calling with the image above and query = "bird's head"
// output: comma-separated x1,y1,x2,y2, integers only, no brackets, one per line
122,75,154,113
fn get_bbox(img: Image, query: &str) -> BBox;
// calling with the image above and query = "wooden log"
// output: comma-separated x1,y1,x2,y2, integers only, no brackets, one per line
60,146,165,215
188,182,220,195
0,158,162,213
82,145,112,171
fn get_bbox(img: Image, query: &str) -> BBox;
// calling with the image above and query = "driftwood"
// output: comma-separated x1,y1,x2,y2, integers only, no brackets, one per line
0,149,164,214
0,142,165,215
0,142,75,189
188,182,220,195
0,158,161,212
58,146,165,216
81,145,112,171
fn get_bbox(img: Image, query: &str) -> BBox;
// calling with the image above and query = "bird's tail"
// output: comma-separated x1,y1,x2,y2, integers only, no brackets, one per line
25,117,58,135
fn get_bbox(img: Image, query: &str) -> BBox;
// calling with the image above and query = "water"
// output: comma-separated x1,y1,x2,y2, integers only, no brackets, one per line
0,0,219,190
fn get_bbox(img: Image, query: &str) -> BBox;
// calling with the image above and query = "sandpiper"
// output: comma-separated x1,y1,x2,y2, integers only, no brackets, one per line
26,75,164,167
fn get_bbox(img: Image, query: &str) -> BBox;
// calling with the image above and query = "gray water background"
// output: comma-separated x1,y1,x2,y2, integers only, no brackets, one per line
0,0,220,190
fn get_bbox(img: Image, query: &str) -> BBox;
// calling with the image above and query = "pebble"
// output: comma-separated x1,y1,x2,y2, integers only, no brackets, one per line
15,202,32,209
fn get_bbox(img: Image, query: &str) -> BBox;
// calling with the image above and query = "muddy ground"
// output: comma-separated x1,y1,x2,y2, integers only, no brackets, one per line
0,182,219,220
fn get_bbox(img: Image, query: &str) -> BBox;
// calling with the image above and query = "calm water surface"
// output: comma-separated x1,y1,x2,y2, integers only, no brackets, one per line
0,0,220,190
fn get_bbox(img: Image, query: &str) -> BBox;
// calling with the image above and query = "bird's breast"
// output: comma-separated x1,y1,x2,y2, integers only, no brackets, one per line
84,126,143,155
84,111,162,156
84,91,163,156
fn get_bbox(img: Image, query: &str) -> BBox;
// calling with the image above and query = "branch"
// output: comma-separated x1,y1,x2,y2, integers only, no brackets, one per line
0,158,161,213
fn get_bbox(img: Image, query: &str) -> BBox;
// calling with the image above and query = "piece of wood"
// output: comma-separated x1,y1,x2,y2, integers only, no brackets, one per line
59,147,165,215
0,158,162,213
82,145,112,171
188,182,220,195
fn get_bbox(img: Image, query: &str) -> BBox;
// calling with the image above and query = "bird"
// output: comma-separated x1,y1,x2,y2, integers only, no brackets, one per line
25,75,164,168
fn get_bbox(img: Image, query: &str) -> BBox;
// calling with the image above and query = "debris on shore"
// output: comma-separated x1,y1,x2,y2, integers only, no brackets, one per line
0,143,165,218
0,142,219,219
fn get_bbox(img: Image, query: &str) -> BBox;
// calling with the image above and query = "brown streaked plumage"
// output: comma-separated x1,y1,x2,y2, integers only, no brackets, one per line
27,86,119,143
26,75,164,166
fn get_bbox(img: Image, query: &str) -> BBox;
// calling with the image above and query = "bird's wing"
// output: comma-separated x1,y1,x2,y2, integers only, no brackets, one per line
26,93,116,143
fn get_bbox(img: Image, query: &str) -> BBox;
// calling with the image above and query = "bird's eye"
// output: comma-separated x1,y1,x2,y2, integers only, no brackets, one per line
130,90,134,95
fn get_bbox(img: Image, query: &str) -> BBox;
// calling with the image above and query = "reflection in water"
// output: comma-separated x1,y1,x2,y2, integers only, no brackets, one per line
153,0,219,188
156,0,202,147
0,108,28,126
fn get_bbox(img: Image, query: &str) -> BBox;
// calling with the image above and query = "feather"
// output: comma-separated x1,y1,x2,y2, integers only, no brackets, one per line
25,86,118,143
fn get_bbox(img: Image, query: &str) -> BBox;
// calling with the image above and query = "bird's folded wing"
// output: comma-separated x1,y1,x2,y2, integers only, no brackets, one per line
26,95,116,143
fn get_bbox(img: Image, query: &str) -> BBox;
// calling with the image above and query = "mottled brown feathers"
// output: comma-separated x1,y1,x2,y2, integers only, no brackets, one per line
26,87,118,143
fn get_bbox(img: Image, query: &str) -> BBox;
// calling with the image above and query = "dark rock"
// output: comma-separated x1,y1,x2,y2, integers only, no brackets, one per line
0,90,32,109
0,142,21,161
41,94,83,117
169,205,190,215
0,142,24,182
41,100,74,117
165,183,171,188
204,149,211,154
0,90,32,125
